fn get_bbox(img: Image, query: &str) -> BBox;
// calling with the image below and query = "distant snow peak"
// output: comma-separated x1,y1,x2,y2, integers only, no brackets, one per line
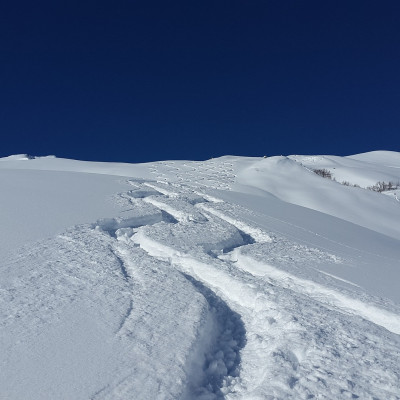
0,154,35,160
0,154,56,160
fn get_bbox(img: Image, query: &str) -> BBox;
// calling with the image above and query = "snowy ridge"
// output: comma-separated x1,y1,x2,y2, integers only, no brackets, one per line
1,152,400,399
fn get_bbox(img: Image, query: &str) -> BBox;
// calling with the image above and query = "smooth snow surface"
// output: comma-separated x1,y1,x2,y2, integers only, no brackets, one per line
1,152,400,399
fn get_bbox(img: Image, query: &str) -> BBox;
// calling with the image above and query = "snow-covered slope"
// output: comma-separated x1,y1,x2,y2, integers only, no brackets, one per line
1,152,400,399
236,154,400,240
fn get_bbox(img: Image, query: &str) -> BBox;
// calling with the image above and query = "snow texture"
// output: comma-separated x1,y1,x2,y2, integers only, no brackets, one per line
1,151,400,399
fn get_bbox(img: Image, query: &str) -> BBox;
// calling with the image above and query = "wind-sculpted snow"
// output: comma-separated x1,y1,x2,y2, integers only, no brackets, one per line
237,155,400,240
1,152,400,399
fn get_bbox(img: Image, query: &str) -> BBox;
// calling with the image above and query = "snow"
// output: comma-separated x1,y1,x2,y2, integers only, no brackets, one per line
0,169,130,254
348,150,400,167
235,155,400,240
1,151,400,399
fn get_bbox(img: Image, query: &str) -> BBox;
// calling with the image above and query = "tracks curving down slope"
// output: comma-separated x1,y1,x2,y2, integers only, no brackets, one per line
94,175,400,399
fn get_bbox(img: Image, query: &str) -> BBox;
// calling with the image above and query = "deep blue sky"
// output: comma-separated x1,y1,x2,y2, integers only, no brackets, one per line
1,1,399,162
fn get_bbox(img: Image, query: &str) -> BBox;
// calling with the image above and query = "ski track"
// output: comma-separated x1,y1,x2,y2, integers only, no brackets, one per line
91,172,400,399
